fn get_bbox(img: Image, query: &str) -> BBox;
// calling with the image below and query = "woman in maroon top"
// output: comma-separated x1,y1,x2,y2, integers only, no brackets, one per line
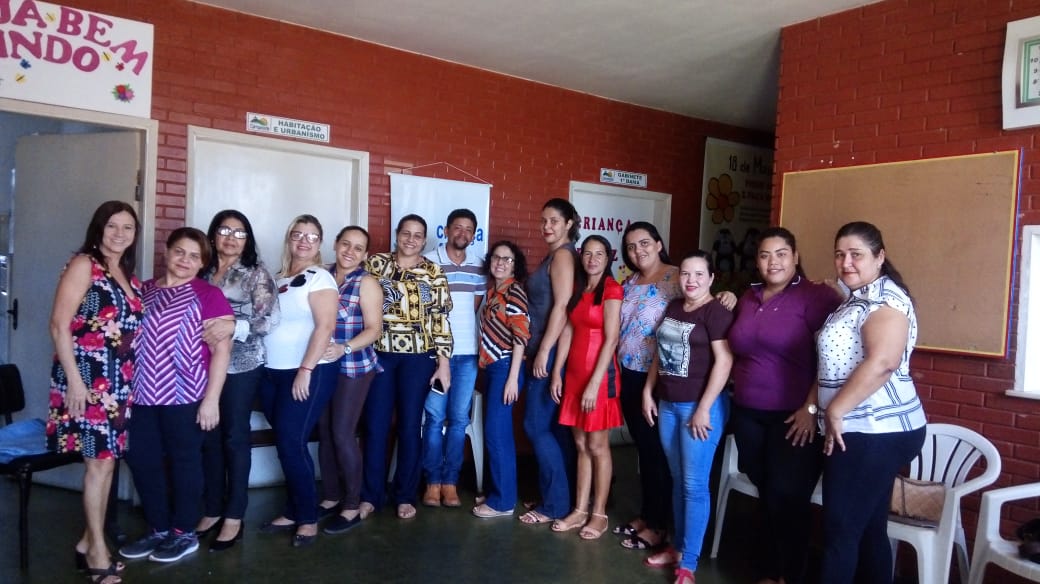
727,227,841,584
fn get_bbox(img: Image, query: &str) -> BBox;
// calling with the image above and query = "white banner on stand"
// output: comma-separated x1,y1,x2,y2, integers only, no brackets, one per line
390,174,490,257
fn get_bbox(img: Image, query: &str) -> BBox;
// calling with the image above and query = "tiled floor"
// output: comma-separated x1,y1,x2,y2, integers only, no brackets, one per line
1,445,777,583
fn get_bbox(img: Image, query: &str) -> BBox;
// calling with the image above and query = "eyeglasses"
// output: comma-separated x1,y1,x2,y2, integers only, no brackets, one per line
290,231,320,243
490,255,515,264
217,226,248,240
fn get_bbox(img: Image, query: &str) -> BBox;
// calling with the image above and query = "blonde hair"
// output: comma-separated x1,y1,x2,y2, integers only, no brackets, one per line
279,214,324,275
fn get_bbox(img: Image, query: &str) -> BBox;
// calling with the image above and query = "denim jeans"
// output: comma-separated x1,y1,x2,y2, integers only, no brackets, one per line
258,363,338,524
521,348,573,519
126,403,205,534
819,427,926,584
658,393,730,572
730,405,823,584
483,356,525,511
422,354,478,486
620,366,672,531
202,366,263,520
361,351,437,509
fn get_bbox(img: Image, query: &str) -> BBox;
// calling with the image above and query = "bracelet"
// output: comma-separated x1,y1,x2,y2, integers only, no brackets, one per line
300,365,314,372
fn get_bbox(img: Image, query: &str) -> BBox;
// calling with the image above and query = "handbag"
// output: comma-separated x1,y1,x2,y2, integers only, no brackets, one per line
889,475,946,527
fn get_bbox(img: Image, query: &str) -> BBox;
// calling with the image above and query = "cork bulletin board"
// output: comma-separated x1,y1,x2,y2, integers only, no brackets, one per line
779,151,1020,357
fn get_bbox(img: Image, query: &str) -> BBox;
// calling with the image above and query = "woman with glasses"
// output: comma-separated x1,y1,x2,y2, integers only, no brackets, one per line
256,215,339,547
361,214,453,520
472,241,530,518
195,210,280,551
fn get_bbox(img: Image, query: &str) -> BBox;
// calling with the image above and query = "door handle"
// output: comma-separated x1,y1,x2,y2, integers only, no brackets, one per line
7,298,17,330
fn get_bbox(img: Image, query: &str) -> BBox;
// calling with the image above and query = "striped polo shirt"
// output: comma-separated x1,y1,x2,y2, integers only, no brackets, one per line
425,245,486,356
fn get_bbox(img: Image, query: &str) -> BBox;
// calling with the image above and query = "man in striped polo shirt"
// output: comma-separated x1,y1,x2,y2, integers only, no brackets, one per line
420,207,484,505
421,208,486,508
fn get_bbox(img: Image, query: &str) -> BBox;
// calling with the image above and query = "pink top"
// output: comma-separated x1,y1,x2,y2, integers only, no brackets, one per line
134,278,232,406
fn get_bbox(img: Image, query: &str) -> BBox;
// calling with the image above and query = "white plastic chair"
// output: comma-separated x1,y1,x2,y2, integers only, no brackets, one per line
888,423,1002,584
709,434,822,558
388,391,485,493
967,481,1040,584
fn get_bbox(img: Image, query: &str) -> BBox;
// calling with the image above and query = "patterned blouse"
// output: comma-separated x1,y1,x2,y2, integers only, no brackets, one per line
817,275,925,434
364,253,453,359
330,265,382,378
619,267,680,372
479,278,531,367
203,260,280,374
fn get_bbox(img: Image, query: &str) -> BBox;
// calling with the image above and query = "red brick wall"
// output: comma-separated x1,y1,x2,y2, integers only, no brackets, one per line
60,0,768,270
779,1,1040,581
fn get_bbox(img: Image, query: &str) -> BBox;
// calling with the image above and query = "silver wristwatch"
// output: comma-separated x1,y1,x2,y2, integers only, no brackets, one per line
806,403,819,415
343,343,353,356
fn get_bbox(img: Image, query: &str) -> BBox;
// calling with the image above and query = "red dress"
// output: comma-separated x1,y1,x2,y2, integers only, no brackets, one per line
558,278,623,432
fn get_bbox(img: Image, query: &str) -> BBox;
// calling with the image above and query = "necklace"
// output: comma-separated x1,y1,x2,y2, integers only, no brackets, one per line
682,295,712,312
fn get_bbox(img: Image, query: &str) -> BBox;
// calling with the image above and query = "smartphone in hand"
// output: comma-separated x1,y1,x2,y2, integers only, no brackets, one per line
430,379,446,395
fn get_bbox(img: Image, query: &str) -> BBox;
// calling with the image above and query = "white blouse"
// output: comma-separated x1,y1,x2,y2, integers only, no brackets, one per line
817,275,926,434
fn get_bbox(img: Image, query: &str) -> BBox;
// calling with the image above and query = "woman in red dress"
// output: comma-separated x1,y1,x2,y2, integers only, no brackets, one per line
550,234,623,540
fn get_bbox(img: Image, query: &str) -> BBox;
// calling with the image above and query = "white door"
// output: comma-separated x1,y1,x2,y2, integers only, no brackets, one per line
10,132,141,424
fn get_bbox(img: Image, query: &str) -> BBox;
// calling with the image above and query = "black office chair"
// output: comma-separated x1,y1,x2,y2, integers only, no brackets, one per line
0,363,83,570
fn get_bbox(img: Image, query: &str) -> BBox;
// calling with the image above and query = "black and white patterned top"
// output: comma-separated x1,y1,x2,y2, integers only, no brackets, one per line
816,275,926,434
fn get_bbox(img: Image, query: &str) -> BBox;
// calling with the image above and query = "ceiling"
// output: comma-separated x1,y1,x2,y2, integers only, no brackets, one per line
194,0,875,131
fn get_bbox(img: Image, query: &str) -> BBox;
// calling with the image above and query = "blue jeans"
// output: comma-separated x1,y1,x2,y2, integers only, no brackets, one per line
361,351,437,509
484,356,525,511
820,427,926,584
202,367,263,519
521,348,573,519
258,363,338,524
422,354,478,485
126,403,205,534
658,394,730,572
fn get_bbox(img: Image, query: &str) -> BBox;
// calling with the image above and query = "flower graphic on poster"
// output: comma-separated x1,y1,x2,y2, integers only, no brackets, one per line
705,173,740,224
112,84,134,102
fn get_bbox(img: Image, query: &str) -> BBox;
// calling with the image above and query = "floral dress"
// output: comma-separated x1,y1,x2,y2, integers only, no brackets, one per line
46,257,144,459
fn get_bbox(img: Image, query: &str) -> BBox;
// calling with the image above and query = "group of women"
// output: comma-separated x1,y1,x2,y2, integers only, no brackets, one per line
47,197,924,584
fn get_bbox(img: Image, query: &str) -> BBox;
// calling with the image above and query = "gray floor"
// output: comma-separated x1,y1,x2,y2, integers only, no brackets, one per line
3,446,772,583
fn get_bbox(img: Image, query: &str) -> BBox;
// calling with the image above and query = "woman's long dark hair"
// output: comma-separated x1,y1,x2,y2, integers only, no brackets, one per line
835,221,912,299
543,198,581,243
621,221,671,273
205,209,259,272
569,235,615,312
758,226,807,278
78,200,139,279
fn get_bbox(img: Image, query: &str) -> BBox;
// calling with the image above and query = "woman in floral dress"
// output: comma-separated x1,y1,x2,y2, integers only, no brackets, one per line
48,201,144,584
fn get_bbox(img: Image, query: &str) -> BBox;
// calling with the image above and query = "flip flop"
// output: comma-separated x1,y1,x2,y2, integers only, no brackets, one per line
518,510,553,524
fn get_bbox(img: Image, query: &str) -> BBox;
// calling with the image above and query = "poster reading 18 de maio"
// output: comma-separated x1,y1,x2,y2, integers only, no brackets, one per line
699,137,774,295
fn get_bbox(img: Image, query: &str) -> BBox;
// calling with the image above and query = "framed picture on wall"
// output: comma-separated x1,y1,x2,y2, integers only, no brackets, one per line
1002,15,1040,129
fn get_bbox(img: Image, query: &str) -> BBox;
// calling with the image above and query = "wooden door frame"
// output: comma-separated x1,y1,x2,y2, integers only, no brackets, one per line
0,97,159,279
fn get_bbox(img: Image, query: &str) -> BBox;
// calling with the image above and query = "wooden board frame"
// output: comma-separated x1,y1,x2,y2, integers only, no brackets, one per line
779,151,1020,357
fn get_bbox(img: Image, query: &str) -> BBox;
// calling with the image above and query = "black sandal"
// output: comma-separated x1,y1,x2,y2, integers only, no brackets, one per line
612,523,637,536
621,530,666,550
84,563,121,584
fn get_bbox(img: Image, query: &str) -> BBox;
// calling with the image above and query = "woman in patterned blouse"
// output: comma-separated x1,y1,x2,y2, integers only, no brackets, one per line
361,214,453,520
472,240,530,518
196,210,280,551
